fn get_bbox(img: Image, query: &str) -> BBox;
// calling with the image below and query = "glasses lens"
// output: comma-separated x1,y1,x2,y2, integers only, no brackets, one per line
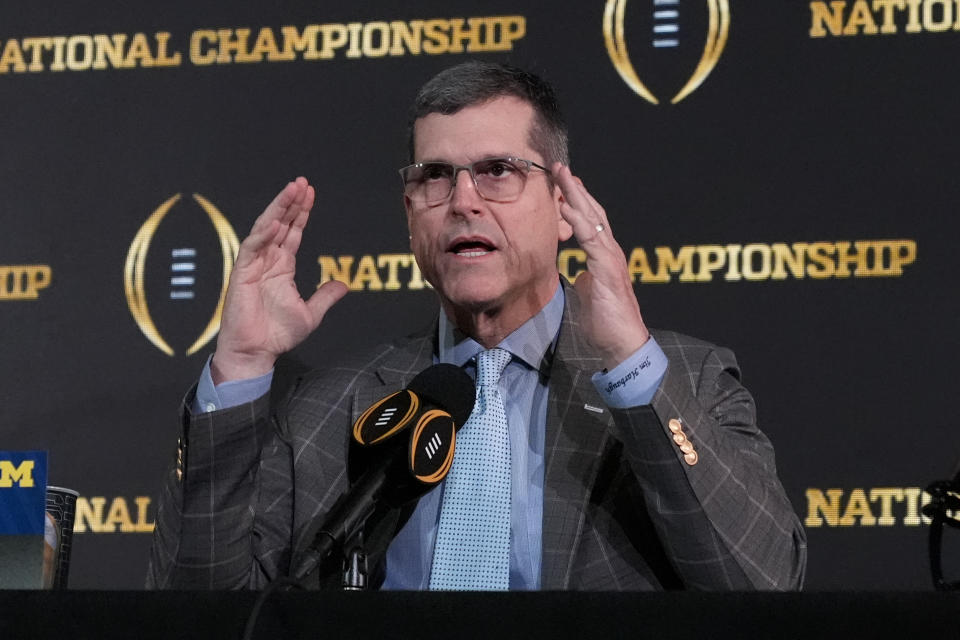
473,158,526,202
403,162,455,204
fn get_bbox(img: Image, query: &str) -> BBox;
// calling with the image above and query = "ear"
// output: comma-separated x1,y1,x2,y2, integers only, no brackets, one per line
554,183,573,242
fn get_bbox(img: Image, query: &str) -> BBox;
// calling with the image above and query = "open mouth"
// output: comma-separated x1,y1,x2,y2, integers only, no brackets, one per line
449,239,496,257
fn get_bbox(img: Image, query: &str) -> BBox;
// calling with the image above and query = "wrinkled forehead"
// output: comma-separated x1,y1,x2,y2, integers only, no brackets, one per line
411,96,539,164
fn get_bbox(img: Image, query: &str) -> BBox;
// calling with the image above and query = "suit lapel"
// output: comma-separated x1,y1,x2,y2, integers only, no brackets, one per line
348,330,436,427
541,285,614,589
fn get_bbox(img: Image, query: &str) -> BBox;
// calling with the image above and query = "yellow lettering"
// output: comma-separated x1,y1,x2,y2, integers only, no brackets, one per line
741,244,772,280
133,34,158,67
810,1,848,36
133,496,155,532
870,488,904,526
20,37,50,72
154,32,182,67
446,18,481,54
125,33,157,68
873,0,906,32
244,27,281,62
361,22,392,57
67,496,156,534
807,487,933,527
423,19,451,54
654,246,696,282
316,24,349,59
316,241,912,294
839,488,877,526
389,20,423,56
724,245,743,281
345,22,363,59
190,30,218,65
902,487,924,525
377,253,413,290
66,35,94,70
352,255,383,290
499,16,526,49
0,460,35,488
625,247,657,283
924,0,954,29
408,258,429,290
0,265,52,300
844,0,880,33
48,36,67,71
318,255,355,288
834,241,869,277
906,0,924,30
217,28,250,64
279,25,320,60
0,38,27,73
806,242,837,278
806,488,844,526
75,497,107,533
771,243,807,280
559,248,588,282
92,34,127,70
695,245,726,282
105,497,135,533
319,254,431,291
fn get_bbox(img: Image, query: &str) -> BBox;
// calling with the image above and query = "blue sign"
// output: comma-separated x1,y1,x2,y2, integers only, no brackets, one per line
0,450,48,589
0,451,48,535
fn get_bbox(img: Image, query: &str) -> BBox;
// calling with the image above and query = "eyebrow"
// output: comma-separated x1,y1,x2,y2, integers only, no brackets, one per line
414,153,525,164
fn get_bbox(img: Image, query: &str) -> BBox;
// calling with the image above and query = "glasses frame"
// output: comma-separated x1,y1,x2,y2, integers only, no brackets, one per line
399,156,551,206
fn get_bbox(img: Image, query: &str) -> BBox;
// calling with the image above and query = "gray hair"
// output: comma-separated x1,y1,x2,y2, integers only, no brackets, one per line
407,61,569,167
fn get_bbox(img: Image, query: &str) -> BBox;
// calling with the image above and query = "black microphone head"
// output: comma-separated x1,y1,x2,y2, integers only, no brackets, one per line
408,410,457,486
406,363,475,427
353,390,419,446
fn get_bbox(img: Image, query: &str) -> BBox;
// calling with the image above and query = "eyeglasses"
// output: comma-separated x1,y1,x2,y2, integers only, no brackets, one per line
399,157,550,206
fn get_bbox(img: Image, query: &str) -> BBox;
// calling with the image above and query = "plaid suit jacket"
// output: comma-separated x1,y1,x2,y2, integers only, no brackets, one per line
148,286,806,590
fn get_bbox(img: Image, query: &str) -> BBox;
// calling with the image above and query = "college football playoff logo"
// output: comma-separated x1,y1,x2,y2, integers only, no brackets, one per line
124,193,239,356
603,0,730,104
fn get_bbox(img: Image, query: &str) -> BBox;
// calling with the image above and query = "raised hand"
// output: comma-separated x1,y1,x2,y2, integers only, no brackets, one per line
553,163,650,370
211,177,348,383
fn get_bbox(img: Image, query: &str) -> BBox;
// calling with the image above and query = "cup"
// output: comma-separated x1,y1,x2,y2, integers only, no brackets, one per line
44,486,79,589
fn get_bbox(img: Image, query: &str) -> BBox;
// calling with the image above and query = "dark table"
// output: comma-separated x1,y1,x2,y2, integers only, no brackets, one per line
1,590,957,639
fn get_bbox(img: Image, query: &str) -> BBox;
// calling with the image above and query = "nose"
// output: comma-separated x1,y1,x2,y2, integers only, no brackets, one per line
450,166,482,212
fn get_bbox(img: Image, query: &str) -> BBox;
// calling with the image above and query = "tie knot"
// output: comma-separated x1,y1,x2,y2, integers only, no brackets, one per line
476,348,511,388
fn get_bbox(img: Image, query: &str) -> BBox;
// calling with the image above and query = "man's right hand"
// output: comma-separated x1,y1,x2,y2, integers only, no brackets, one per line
210,177,349,384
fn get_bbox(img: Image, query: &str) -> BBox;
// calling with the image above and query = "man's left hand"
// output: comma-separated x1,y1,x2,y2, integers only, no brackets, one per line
553,163,650,370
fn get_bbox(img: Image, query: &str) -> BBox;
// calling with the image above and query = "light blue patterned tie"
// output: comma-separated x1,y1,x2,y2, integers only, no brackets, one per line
429,347,512,590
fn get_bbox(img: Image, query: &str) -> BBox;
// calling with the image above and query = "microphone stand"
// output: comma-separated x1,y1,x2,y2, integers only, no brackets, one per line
341,531,369,590
241,529,370,640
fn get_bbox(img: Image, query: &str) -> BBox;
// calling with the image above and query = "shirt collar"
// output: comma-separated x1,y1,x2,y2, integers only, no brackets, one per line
437,280,565,372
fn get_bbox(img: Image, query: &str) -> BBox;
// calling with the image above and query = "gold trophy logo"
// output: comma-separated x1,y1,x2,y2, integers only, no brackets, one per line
603,0,730,104
124,193,239,356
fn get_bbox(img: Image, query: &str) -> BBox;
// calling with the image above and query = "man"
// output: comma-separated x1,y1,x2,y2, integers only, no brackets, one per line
147,61,806,591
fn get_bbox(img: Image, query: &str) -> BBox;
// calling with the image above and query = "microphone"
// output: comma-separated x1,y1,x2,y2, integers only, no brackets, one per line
292,364,474,581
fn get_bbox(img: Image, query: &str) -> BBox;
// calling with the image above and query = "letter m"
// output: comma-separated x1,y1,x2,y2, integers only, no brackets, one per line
0,460,35,487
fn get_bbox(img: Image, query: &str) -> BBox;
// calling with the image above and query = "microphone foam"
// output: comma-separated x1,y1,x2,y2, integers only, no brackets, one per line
406,363,475,426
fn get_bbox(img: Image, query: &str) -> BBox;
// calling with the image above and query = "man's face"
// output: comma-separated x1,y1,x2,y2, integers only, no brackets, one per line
405,96,573,324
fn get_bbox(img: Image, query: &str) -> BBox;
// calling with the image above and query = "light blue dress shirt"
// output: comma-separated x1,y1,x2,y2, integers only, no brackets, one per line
194,281,668,589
